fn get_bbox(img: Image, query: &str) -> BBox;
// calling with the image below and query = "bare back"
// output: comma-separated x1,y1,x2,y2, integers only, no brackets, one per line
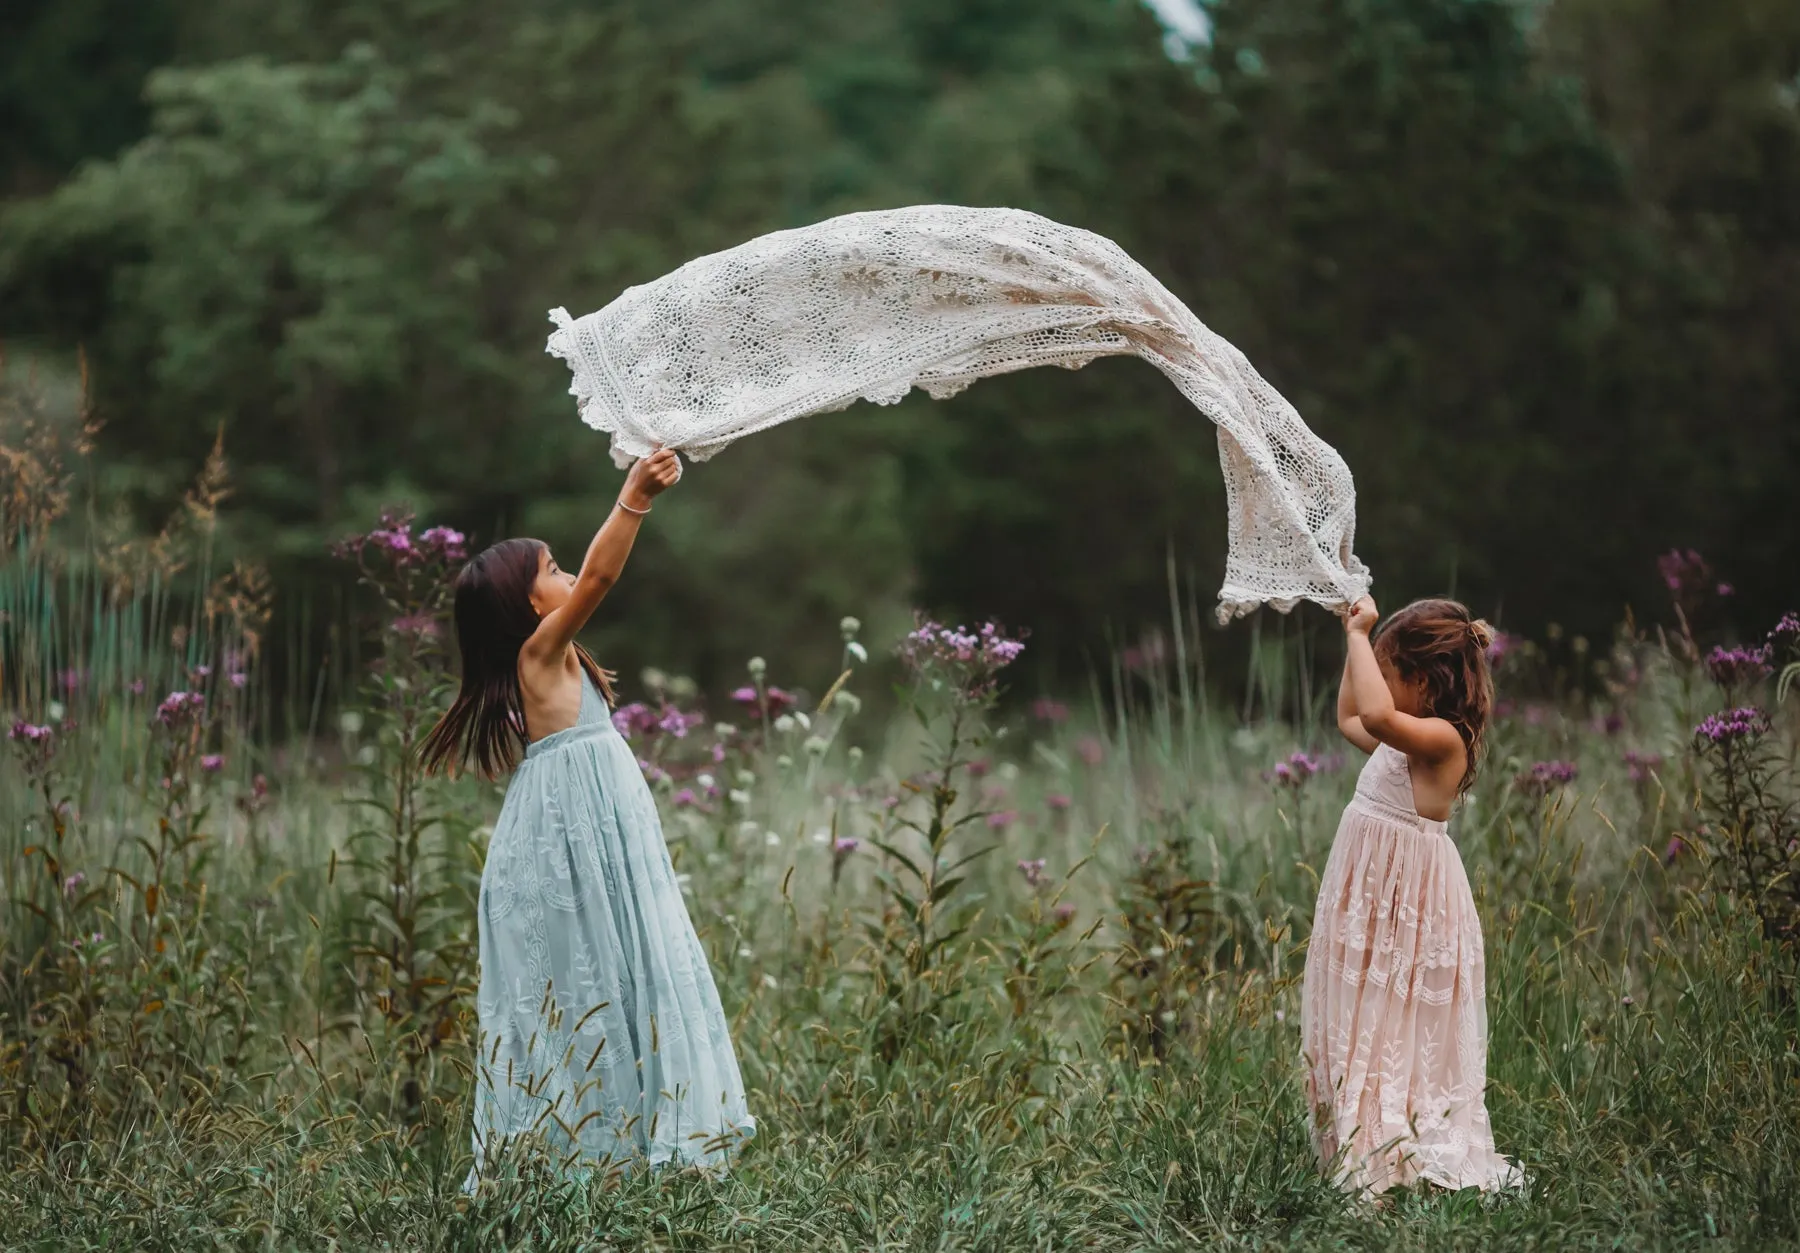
518,647,587,744
1403,736,1466,821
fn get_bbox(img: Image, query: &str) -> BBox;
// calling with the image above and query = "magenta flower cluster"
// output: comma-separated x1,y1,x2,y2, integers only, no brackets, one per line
1769,612,1800,651
154,690,206,727
1484,630,1526,666
8,720,53,743
1017,858,1048,888
731,686,797,719
611,702,704,740
1705,645,1772,687
1623,750,1663,783
1517,760,1579,797
900,620,1026,671
336,510,468,566
1031,698,1071,724
1659,549,1730,599
1266,750,1331,788
1695,707,1770,746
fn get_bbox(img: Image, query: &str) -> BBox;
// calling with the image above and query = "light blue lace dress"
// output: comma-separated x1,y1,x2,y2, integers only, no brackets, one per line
468,675,754,1183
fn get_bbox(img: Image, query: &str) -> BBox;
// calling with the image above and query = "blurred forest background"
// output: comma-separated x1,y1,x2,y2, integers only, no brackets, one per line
2,0,1796,691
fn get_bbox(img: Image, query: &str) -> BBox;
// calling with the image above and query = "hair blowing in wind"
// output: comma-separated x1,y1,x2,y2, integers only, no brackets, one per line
419,538,612,778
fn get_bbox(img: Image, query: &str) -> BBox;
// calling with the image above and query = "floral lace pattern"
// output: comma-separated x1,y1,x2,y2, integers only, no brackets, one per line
1300,744,1522,1195
467,677,754,1186
546,205,1370,622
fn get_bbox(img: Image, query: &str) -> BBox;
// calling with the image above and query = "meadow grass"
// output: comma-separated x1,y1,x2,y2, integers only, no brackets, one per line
3,504,1799,1250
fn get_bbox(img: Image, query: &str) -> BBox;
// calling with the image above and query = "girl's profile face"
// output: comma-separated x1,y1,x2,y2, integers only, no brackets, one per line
528,546,576,617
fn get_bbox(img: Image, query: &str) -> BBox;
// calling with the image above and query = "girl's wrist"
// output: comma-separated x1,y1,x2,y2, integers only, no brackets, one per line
617,494,652,516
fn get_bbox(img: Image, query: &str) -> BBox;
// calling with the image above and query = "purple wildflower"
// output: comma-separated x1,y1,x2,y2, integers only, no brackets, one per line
154,690,206,728
657,707,702,739
1659,548,1710,594
833,836,859,856
1032,698,1071,724
898,618,1026,690
1695,707,1770,746
419,526,468,560
1768,612,1800,652
1517,760,1578,797
1267,750,1324,788
611,703,658,738
1046,793,1072,811
1053,903,1077,926
58,668,84,694
1659,549,1732,622
200,754,226,773
987,809,1019,831
7,721,53,743
1075,736,1104,767
228,672,248,689
1485,631,1525,666
671,788,699,808
1705,645,1772,688
731,685,795,719
1623,750,1663,783
1017,858,1048,888
63,872,85,898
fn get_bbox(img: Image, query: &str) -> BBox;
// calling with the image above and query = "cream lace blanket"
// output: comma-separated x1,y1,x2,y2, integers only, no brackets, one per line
547,205,1369,619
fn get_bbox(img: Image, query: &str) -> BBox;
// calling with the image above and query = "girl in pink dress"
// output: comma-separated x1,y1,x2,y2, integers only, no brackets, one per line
1302,596,1523,1195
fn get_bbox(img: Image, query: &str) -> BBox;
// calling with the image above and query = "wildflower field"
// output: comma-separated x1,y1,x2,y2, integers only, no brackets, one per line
4,408,1800,1250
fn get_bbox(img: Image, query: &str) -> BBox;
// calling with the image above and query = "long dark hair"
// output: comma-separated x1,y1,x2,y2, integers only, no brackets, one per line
1372,597,1495,794
420,538,614,778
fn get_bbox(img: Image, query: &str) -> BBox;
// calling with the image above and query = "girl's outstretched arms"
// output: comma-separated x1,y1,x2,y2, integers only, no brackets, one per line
1343,596,1464,764
527,448,682,661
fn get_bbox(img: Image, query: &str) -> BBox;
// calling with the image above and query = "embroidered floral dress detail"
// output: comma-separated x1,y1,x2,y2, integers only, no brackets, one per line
1300,743,1522,1195
468,675,753,1185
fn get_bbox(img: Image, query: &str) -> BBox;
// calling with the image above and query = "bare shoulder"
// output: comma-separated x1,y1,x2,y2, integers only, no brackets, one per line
1405,729,1468,817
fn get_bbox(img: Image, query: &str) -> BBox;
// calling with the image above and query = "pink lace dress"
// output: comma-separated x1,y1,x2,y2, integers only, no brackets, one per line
1301,742,1522,1195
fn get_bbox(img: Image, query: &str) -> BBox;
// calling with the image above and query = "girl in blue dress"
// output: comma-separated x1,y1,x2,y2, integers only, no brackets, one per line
422,448,754,1184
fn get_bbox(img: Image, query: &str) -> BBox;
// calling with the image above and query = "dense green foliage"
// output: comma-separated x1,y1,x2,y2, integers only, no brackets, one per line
1,0,1796,686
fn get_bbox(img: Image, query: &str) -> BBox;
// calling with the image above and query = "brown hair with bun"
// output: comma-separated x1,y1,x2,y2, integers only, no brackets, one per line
1372,598,1495,794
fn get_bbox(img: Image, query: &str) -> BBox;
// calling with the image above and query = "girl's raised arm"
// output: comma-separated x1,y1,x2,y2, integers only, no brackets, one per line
525,449,682,662
1336,634,1379,753
1343,596,1464,763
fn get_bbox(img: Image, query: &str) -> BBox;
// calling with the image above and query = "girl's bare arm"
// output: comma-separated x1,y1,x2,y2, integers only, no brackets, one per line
525,449,681,663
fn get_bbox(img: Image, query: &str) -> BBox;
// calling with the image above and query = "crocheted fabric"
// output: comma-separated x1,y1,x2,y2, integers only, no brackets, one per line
547,205,1369,619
